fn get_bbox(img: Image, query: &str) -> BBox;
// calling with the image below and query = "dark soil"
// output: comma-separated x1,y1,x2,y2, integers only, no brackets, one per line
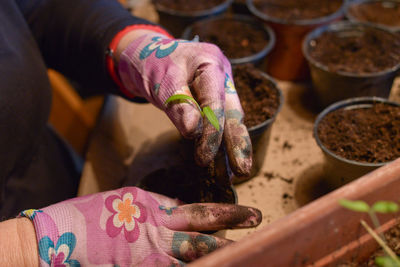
347,1,400,29
308,26,400,74
233,64,280,128
317,102,400,163
189,18,270,59
154,0,225,12
138,141,235,204
253,0,343,21
337,219,400,266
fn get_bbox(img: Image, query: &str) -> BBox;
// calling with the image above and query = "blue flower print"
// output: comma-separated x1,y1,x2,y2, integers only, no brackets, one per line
20,209,43,220
140,37,180,60
159,205,177,215
224,73,236,94
38,232,80,267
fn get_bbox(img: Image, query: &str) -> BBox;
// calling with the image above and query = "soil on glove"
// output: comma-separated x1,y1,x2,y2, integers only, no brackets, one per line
308,26,400,74
253,0,343,21
317,102,400,163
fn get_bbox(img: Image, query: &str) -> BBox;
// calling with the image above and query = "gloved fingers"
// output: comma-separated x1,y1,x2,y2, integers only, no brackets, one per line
163,85,203,139
146,190,185,207
161,203,262,232
165,230,233,262
222,71,253,177
190,63,226,167
140,252,186,267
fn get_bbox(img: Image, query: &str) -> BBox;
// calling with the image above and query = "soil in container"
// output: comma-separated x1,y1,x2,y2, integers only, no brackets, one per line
252,0,343,22
189,17,270,60
154,0,225,12
231,64,281,183
346,1,400,31
338,219,400,267
317,103,400,164
307,27,400,74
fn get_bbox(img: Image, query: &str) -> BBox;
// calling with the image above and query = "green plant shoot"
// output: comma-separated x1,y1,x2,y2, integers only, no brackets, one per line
165,94,220,131
339,199,400,267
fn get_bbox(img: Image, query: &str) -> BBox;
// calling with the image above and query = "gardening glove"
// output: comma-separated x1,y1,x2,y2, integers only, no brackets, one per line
20,186,262,266
117,32,252,177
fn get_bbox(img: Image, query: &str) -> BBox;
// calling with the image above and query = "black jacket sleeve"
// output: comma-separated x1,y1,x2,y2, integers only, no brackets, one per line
16,0,157,97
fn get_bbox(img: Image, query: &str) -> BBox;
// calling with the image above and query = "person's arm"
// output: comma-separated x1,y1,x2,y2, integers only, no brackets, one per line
0,218,39,267
16,0,166,98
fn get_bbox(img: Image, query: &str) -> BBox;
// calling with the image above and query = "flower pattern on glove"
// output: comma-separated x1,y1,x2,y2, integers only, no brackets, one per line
38,232,80,267
105,188,147,243
20,209,43,220
224,73,236,94
140,36,180,59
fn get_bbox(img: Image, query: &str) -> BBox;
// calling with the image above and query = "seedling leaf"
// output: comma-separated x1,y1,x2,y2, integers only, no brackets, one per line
339,199,370,212
372,201,399,214
203,106,220,131
375,256,400,267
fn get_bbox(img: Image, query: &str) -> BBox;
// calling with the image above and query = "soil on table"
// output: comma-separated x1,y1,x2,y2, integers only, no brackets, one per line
190,18,270,59
253,0,343,21
317,103,400,163
233,64,280,128
347,1,400,29
337,219,400,267
154,0,225,12
308,26,400,74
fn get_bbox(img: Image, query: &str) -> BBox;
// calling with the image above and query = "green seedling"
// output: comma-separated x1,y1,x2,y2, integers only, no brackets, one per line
339,199,400,267
165,94,220,131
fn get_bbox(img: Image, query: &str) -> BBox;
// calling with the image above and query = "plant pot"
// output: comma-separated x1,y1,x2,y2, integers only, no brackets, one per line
190,158,400,267
231,64,283,184
247,0,345,81
303,21,400,108
345,0,400,34
153,0,234,37
313,96,400,189
231,0,251,15
181,14,276,67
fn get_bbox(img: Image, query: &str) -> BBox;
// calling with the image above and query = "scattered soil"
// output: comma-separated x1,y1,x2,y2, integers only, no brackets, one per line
253,0,343,21
233,64,280,128
154,0,225,12
337,219,400,266
317,102,400,163
347,1,400,29
138,141,235,204
189,17,270,59
308,26,400,74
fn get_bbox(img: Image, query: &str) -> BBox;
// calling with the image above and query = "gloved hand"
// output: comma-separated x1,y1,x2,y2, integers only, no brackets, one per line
21,187,261,266
117,31,252,177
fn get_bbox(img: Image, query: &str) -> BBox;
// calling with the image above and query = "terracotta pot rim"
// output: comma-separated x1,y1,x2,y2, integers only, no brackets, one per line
246,0,346,26
345,0,400,33
302,21,400,78
245,70,284,136
313,96,400,167
154,0,234,18
181,14,276,65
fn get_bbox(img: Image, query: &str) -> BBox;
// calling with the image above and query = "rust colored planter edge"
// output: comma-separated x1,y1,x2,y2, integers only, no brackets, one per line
189,158,400,267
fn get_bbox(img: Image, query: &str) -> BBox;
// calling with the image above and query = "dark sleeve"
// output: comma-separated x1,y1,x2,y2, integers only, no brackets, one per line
16,0,157,97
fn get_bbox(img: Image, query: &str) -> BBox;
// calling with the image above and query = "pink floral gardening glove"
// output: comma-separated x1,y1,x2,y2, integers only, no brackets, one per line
20,187,261,266
118,32,252,177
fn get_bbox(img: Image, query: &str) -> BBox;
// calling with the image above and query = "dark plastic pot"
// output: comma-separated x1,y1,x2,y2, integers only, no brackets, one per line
154,0,234,37
247,0,345,81
181,15,276,67
303,21,400,108
345,0,400,34
232,69,284,184
231,0,251,15
313,96,400,188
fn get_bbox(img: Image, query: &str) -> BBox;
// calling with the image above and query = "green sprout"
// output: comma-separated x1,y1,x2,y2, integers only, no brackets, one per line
339,199,400,267
165,94,220,131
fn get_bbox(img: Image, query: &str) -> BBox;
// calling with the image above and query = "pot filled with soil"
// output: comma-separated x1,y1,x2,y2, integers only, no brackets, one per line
231,64,283,184
182,14,276,66
247,0,345,81
152,0,233,37
303,21,400,108
345,0,400,34
314,96,400,188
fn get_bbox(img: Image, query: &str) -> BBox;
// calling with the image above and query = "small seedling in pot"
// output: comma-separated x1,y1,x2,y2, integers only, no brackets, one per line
165,94,220,131
339,199,400,267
